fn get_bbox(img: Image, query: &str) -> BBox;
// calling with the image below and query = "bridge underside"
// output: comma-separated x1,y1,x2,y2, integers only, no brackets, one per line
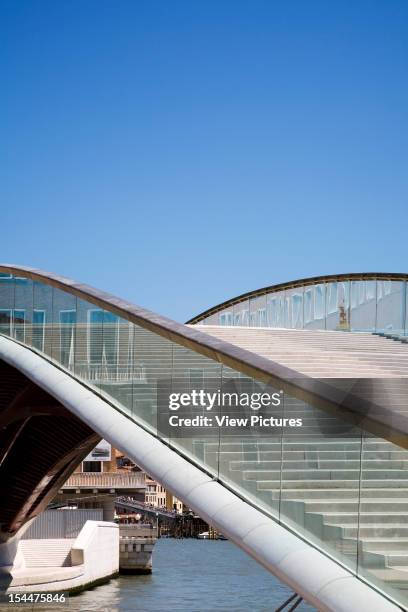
0,360,99,539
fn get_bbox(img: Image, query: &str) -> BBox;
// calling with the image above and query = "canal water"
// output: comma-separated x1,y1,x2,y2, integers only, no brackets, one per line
67,539,316,611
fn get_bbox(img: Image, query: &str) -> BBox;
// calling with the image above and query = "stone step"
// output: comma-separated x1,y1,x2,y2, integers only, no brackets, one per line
361,538,408,552
303,500,408,513
362,549,408,568
273,489,358,500
273,488,408,500
214,449,408,461
230,459,408,470
19,539,74,568
309,512,408,525
243,468,408,481
259,479,408,490
328,524,408,538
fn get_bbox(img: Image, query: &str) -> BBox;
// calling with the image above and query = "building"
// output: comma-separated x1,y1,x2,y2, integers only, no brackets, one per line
145,475,183,513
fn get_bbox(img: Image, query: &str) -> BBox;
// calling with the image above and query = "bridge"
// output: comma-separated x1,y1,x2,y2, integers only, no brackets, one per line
116,498,178,520
0,265,407,610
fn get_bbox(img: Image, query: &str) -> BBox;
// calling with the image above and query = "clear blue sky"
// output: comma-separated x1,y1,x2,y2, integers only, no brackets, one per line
1,1,407,322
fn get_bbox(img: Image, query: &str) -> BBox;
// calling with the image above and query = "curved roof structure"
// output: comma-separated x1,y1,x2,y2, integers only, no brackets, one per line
0,264,407,610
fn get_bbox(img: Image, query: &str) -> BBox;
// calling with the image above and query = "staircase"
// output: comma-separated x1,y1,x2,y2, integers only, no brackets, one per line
189,326,408,595
195,435,408,591
196,326,408,378
19,539,75,568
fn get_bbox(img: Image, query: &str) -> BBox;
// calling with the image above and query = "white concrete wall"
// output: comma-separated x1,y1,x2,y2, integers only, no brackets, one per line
71,521,119,584
8,521,119,592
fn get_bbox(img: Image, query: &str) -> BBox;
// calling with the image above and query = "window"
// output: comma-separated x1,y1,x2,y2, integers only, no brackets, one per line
82,461,102,473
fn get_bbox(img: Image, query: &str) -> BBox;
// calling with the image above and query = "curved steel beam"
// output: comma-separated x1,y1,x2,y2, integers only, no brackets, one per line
0,335,400,612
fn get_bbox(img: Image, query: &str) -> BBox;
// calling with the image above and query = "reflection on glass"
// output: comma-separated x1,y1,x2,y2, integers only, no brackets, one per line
266,291,285,327
32,310,45,351
284,288,304,328
219,308,233,326
377,281,405,335
304,284,326,329
350,281,376,331
357,433,408,609
0,275,13,336
326,281,350,331
249,295,267,327
0,309,12,336
201,278,408,336
33,281,53,359
233,300,249,326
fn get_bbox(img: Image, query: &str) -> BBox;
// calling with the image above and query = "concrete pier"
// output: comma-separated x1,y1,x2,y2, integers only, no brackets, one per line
119,525,157,574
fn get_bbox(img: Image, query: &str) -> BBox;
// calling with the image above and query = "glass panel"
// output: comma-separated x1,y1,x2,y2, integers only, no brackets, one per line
32,310,45,352
132,324,174,432
304,284,326,329
74,298,101,390
249,295,267,327
266,290,285,328
0,274,14,336
350,280,376,331
326,281,350,331
202,313,218,325
376,281,405,335
14,278,33,345
233,299,249,326
218,307,233,326
357,432,408,609
33,281,53,359
52,287,77,369
170,342,222,468
284,287,304,329
279,394,362,574
218,369,283,518
98,314,134,414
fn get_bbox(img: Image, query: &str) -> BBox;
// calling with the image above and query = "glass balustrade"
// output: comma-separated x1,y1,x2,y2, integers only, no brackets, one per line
199,278,408,335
